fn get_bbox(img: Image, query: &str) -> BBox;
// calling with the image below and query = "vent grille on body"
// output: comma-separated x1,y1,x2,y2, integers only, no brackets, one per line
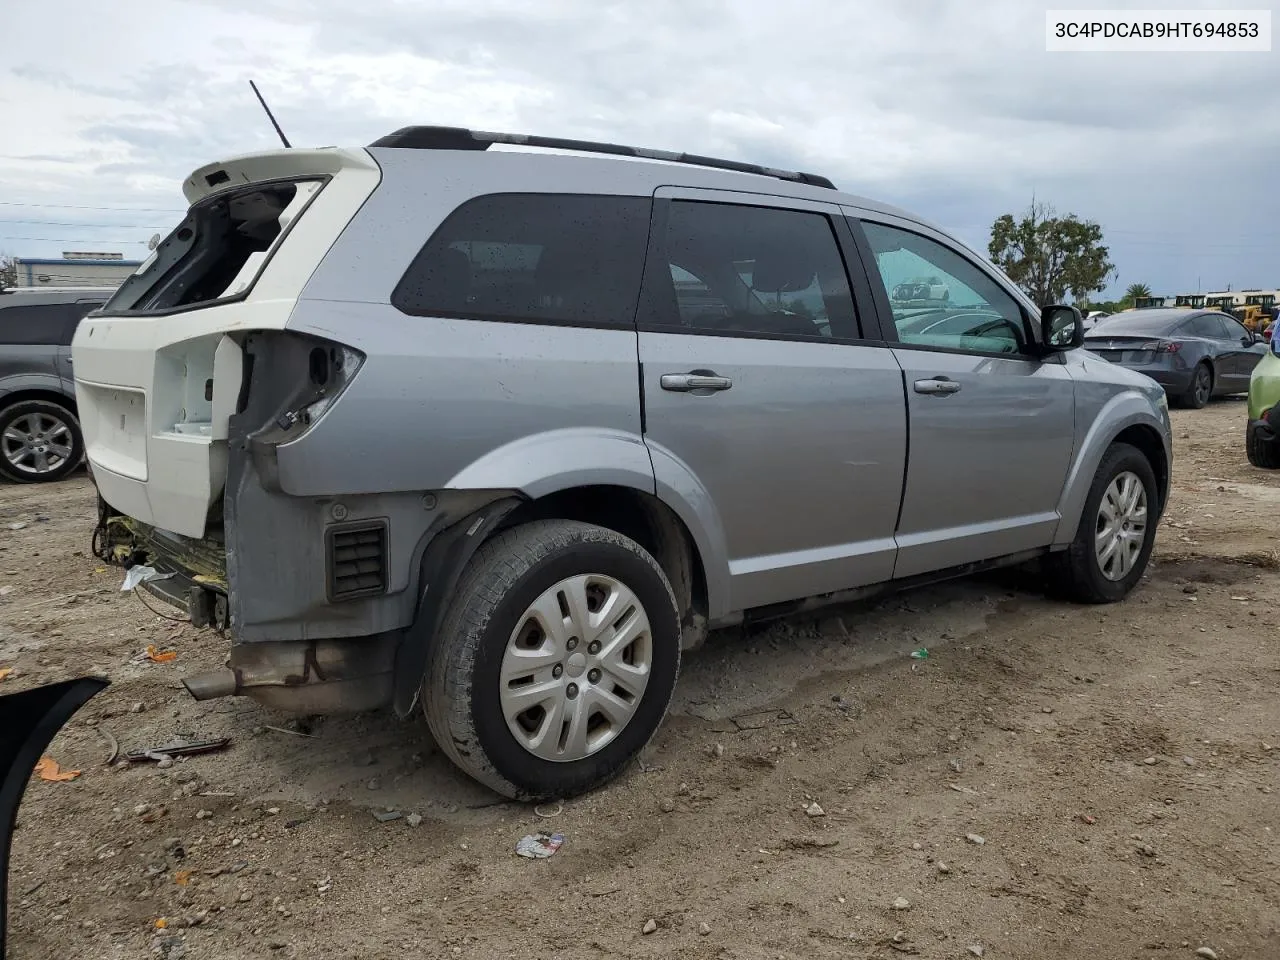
326,520,388,601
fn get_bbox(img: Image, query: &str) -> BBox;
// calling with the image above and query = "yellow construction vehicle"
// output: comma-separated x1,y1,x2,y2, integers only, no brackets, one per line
1134,296,1168,309
1174,294,1206,309
1234,294,1277,334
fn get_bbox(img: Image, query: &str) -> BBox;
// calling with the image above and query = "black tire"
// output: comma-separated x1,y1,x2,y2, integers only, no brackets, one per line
0,400,83,484
1045,442,1159,604
423,519,681,801
1177,362,1212,409
1246,424,1280,469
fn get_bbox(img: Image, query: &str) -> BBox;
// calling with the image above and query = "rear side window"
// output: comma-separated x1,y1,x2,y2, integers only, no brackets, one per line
101,178,325,315
0,301,102,346
638,201,857,340
1189,315,1224,339
392,194,651,327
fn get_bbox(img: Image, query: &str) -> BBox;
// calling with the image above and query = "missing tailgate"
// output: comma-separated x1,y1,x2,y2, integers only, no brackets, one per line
99,176,327,317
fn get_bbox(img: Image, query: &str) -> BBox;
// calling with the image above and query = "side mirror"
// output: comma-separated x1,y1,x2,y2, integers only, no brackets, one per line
1041,304,1084,351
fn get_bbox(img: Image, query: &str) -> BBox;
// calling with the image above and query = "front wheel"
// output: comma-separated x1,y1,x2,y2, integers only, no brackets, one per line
1045,442,1159,604
423,520,681,801
1246,423,1280,469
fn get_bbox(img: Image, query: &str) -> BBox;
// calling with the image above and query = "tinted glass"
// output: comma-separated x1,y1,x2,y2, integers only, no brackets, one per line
861,221,1027,354
1085,312,1180,336
392,193,651,327
1219,315,1250,341
0,301,101,346
639,201,857,339
1189,314,1226,339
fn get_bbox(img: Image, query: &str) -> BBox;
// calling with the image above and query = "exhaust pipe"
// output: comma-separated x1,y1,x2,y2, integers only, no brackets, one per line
182,669,238,701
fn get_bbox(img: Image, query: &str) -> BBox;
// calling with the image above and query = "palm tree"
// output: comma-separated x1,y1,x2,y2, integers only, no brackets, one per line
1121,283,1152,309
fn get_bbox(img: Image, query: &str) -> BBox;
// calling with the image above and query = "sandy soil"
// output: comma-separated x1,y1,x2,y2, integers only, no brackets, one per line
2,396,1278,960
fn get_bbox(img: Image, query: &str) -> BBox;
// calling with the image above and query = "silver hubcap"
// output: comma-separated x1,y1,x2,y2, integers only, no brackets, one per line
2,412,74,475
1095,471,1148,581
1195,368,1210,403
500,573,652,763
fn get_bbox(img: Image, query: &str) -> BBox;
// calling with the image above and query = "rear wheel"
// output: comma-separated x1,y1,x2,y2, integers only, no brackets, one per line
423,519,681,801
1246,423,1280,469
0,400,83,483
1178,362,1212,409
1045,442,1158,604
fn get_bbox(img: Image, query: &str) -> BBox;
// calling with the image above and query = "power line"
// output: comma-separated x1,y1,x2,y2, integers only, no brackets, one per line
0,236,146,244
0,218,174,228
0,200,184,213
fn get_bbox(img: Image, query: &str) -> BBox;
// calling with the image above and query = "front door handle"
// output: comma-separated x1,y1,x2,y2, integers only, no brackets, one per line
913,377,961,395
660,373,733,392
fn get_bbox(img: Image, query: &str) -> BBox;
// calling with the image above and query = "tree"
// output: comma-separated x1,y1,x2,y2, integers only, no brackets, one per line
988,202,1115,306
1120,283,1152,309
0,252,16,289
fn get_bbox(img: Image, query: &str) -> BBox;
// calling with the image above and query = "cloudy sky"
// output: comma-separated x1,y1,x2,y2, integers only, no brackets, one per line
2,0,1277,298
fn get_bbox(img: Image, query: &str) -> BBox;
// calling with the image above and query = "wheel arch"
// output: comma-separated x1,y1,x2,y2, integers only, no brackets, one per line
0,386,78,418
1053,394,1171,546
497,484,712,653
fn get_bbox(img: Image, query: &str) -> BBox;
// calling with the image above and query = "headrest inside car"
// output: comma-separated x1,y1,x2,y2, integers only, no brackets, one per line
750,252,816,294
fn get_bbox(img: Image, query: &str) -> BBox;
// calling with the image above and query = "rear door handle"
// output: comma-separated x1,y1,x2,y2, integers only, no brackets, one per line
660,373,733,392
913,377,961,395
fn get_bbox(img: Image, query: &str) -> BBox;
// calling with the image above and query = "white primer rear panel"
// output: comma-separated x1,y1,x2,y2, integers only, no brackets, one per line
74,147,381,538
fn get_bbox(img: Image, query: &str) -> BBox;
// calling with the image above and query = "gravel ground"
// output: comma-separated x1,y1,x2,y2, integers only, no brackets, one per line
2,396,1278,960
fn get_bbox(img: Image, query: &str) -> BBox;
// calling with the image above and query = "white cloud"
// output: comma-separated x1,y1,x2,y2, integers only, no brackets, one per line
1,0,1276,295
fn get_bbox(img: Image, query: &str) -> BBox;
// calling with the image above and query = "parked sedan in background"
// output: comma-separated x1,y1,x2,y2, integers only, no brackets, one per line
1084,308,1269,409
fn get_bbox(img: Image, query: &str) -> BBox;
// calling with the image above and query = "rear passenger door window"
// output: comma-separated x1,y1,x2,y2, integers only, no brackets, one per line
0,302,93,346
859,221,1030,356
638,200,860,340
1190,315,1225,339
391,193,652,328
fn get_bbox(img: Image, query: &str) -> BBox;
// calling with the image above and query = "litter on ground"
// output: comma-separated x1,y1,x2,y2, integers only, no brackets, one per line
515,832,565,859
34,756,81,782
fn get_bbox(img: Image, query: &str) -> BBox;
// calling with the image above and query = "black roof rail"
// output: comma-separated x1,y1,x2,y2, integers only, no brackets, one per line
368,125,837,190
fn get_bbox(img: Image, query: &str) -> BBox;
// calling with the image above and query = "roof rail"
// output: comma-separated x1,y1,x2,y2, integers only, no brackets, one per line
368,126,837,190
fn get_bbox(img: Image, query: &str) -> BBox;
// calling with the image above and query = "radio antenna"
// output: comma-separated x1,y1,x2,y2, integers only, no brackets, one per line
249,80,292,148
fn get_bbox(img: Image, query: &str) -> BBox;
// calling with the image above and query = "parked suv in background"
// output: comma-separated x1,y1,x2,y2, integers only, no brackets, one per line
76,128,1172,801
0,286,113,482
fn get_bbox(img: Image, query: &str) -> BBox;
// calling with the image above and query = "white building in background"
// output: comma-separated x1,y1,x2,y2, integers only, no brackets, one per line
10,251,142,288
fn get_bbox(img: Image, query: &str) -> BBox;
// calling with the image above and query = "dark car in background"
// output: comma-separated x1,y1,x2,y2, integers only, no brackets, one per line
0,286,113,482
1084,308,1270,409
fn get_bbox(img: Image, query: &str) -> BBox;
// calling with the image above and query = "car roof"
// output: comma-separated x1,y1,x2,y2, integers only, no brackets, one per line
195,127,949,237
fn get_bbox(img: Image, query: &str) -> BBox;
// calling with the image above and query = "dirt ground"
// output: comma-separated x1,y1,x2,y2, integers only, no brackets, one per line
2,397,1278,960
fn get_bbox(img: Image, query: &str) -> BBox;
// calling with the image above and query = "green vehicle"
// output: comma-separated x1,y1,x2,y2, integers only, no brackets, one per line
1247,328,1280,468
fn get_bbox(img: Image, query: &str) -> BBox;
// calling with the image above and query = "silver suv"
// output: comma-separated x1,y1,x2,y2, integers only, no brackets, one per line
0,286,113,482
75,127,1172,800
